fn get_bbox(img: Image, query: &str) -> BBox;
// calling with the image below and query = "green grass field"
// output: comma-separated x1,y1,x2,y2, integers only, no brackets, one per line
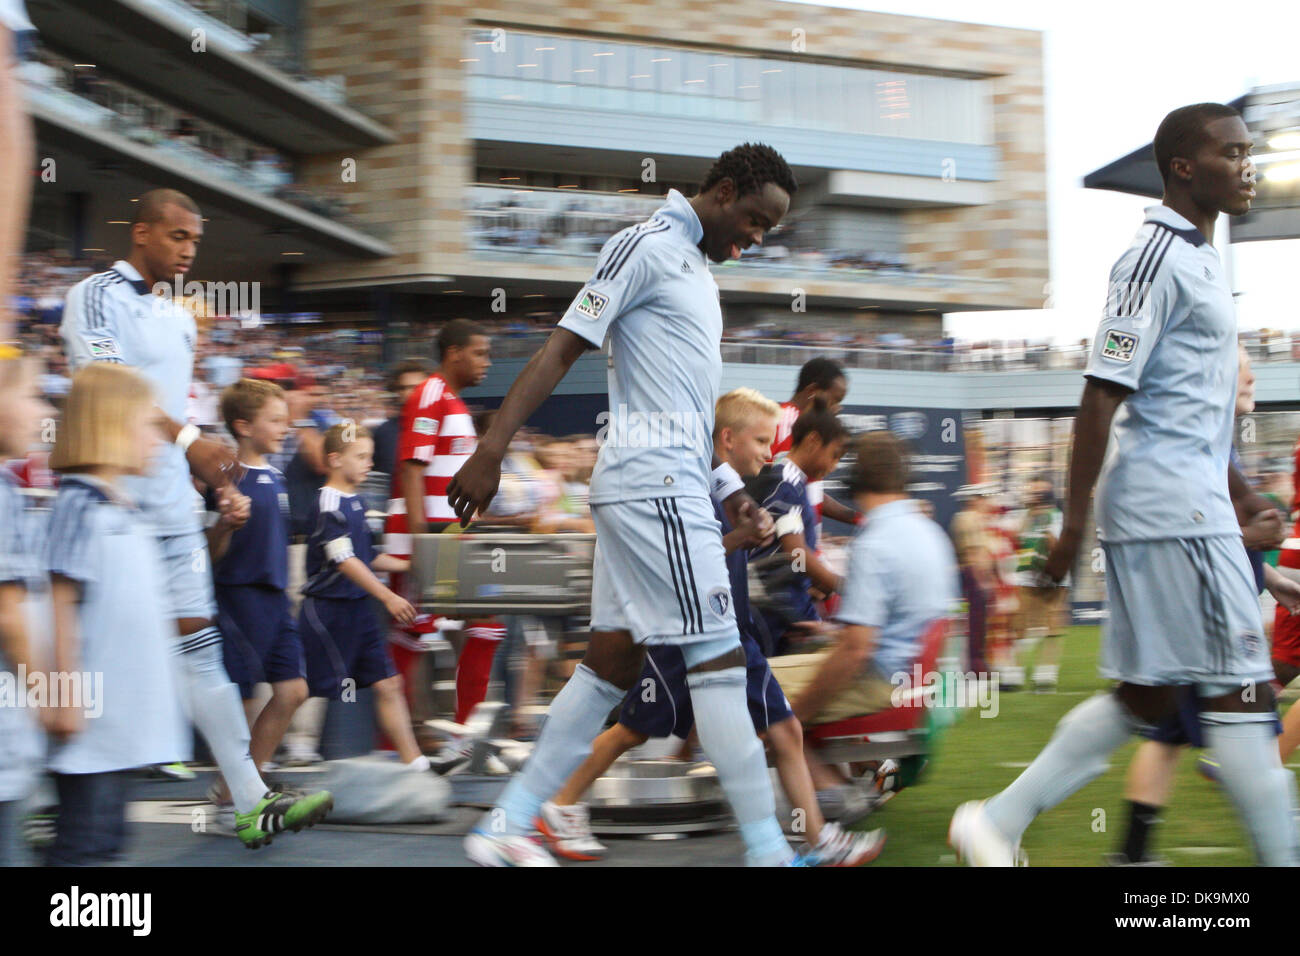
861,625,1265,866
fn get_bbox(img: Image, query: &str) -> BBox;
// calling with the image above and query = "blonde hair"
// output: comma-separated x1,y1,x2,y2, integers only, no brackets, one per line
50,364,156,472
323,421,371,459
221,378,286,439
714,387,780,439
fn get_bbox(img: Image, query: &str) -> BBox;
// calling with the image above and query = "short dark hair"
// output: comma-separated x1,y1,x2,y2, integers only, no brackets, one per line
796,357,845,394
387,357,433,392
1153,103,1242,186
845,431,908,496
438,318,487,361
791,407,848,449
701,143,797,200
133,188,200,226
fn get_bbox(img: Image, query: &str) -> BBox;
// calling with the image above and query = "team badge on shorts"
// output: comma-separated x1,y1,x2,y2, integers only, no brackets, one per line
708,587,730,619
1242,630,1263,657
575,288,609,321
1101,329,1138,362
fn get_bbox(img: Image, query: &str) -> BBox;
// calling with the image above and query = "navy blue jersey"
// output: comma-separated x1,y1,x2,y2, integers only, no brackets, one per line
747,459,819,623
302,486,374,600
205,464,290,590
713,499,757,647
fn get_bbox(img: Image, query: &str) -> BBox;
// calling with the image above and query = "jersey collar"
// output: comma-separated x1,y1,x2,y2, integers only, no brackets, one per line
110,260,153,296
1142,206,1208,248
658,189,704,246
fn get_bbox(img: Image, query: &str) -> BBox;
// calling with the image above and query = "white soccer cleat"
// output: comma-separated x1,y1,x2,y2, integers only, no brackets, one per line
948,800,1026,867
535,801,607,861
464,828,559,867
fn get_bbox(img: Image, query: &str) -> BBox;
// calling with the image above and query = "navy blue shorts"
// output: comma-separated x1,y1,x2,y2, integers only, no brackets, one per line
1140,686,1282,747
618,635,794,739
299,595,397,699
216,585,305,699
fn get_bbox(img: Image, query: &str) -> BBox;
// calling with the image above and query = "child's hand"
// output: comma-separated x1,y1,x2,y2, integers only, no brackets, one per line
384,593,417,626
218,488,251,530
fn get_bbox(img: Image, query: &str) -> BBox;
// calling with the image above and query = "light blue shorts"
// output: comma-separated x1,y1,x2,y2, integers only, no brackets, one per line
157,530,218,622
590,496,737,646
1100,535,1272,692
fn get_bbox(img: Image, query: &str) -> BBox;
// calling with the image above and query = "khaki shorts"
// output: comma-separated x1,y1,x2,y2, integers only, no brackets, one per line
769,651,896,725
1015,585,1066,637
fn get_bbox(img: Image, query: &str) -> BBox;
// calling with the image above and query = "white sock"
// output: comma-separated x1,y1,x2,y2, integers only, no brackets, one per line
1203,714,1300,866
687,666,792,866
494,664,624,835
407,754,431,772
176,634,267,814
983,692,1134,844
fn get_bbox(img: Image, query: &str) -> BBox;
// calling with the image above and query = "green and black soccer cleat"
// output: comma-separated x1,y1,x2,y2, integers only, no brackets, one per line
235,788,334,849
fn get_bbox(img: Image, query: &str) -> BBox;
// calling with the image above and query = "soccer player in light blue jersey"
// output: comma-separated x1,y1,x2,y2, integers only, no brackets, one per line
950,103,1298,866
60,189,332,848
450,144,800,866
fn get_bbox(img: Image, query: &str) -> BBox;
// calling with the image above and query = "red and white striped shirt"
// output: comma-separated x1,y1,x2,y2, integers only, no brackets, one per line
384,373,476,557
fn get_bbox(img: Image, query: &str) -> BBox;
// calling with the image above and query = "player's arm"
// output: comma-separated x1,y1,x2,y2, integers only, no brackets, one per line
297,427,328,476
0,20,33,342
775,526,842,595
0,583,30,675
370,553,409,574
319,520,416,624
46,577,84,739
399,459,429,536
1044,377,1129,582
820,494,858,526
1264,564,1300,615
203,496,248,564
1230,461,1284,549
447,327,590,524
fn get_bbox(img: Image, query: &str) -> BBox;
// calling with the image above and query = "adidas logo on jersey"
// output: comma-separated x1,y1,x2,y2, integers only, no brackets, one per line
681,259,693,273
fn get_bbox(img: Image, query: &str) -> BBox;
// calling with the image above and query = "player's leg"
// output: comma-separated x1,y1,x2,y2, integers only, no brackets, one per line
162,532,267,813
1191,536,1300,866
250,678,309,771
1272,659,1300,761
552,723,648,807
1111,739,1183,865
455,618,506,724
348,602,428,768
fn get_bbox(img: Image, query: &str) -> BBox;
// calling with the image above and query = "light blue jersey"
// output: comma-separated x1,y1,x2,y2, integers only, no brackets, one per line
1085,205,1239,543
558,189,722,505
835,499,958,683
61,260,200,536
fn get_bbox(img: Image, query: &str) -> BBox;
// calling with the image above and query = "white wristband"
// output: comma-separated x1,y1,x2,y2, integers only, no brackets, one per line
710,461,744,503
175,423,200,452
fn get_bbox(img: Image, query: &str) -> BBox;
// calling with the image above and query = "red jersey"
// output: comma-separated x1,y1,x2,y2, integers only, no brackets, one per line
383,372,477,558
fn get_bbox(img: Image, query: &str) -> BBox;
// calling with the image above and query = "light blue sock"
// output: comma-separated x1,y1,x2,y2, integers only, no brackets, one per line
1202,713,1300,866
687,665,792,866
492,663,624,835
984,692,1135,843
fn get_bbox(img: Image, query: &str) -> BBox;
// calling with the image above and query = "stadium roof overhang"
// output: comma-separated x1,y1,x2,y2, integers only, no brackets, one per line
26,0,396,154
32,107,393,283
1084,87,1300,242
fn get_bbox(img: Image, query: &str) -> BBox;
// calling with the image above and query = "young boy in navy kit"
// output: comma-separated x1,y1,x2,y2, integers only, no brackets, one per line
299,422,433,771
204,378,322,816
747,406,849,656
